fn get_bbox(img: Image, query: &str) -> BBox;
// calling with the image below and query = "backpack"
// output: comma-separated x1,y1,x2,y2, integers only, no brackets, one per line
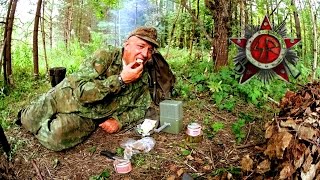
146,51,175,105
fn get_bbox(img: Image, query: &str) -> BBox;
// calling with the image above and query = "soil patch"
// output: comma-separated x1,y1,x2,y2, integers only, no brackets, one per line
3,98,272,179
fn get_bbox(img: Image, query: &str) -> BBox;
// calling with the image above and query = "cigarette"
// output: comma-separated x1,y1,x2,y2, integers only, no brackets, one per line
136,59,143,64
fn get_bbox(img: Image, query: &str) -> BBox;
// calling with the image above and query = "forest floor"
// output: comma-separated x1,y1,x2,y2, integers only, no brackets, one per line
2,94,275,180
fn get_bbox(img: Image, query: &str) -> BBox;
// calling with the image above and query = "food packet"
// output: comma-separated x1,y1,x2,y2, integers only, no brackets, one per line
120,137,156,159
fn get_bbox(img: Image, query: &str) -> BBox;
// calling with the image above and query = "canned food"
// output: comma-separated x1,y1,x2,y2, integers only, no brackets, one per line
186,123,202,136
113,159,132,174
186,122,203,143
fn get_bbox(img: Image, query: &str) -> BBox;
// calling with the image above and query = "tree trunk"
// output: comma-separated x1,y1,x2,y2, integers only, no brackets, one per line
205,0,231,71
2,0,12,86
165,4,181,58
4,0,17,85
240,0,245,37
309,0,318,80
41,0,48,74
64,0,74,50
291,0,302,57
33,0,43,78
49,0,55,48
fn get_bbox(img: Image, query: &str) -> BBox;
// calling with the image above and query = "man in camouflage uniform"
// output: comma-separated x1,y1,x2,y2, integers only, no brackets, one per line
19,27,158,151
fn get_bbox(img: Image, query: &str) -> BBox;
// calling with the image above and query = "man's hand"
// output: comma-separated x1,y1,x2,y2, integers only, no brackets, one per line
120,61,143,84
99,118,120,133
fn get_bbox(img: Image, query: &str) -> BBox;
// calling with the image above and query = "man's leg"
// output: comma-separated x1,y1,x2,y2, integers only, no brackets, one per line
36,113,95,151
21,93,57,134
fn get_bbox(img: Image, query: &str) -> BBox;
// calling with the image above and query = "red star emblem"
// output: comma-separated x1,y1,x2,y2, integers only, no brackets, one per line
230,16,301,83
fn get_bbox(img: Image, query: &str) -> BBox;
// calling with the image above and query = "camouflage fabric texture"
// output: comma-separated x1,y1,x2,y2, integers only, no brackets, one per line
21,48,152,151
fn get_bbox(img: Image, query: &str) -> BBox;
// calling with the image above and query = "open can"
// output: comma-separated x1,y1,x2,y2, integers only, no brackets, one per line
186,122,203,143
113,159,132,174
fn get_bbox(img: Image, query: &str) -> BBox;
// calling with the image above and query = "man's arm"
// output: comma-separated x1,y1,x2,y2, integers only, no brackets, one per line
68,49,123,103
99,84,151,133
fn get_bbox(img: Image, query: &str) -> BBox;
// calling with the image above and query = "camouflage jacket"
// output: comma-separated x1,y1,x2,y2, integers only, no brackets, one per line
51,48,152,126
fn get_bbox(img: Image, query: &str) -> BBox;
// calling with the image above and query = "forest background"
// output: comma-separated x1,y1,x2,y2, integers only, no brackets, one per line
0,0,320,179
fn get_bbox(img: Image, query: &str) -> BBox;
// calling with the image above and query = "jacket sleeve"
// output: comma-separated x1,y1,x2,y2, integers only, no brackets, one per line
114,86,151,127
69,49,123,103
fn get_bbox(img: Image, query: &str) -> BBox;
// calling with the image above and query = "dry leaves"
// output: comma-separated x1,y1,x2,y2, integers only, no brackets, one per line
241,82,320,179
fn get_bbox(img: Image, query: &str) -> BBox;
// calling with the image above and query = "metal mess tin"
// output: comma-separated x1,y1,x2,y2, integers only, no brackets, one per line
113,159,132,174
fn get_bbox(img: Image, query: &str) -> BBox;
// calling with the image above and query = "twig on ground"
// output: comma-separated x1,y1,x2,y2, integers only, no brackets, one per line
235,142,266,149
204,105,227,121
209,145,216,169
31,160,44,180
267,96,279,106
182,75,193,84
244,122,254,144
185,163,198,172
45,166,52,180
244,171,255,180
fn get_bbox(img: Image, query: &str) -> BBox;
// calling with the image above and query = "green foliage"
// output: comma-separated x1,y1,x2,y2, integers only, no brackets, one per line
116,147,124,157
205,121,225,139
231,113,255,143
89,0,118,20
211,122,225,133
87,146,97,154
167,48,307,111
231,119,246,143
132,154,146,167
90,169,111,180
208,67,239,111
12,43,33,72
8,138,26,160
211,166,241,176
180,148,191,156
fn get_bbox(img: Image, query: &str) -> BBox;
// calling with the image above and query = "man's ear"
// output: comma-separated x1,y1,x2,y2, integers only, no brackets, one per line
123,41,128,48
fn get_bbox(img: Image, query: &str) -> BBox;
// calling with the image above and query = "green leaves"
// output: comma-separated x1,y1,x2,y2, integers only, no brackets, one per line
180,149,191,156
208,81,222,93
211,122,224,133
231,119,246,143
232,113,254,143
90,169,111,180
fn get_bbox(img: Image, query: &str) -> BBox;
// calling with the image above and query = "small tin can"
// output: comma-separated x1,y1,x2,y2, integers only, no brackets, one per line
113,159,132,174
186,122,203,143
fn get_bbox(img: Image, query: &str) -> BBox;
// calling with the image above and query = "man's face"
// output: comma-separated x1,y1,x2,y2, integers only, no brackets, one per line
122,36,154,65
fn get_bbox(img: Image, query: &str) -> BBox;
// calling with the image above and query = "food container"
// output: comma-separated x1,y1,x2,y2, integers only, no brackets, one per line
113,159,132,174
185,122,203,143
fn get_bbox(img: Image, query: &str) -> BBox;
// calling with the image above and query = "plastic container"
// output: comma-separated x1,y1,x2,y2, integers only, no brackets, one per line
113,159,132,174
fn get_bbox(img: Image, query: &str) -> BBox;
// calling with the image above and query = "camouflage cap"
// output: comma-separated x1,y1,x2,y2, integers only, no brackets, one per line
128,27,159,48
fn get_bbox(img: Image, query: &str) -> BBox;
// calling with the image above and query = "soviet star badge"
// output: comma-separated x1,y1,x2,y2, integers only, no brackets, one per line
230,16,301,84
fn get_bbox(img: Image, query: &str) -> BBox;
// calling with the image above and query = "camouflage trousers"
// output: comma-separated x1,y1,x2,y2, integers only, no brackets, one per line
20,93,96,151
20,89,151,151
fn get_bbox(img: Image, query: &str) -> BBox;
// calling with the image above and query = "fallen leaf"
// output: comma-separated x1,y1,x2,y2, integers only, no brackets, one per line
241,154,253,172
256,159,271,174
169,164,177,172
280,119,297,129
302,151,313,172
176,168,184,177
166,175,176,180
265,125,274,139
301,162,320,180
194,157,204,164
186,155,194,161
264,131,293,159
292,142,306,169
297,126,316,141
202,165,212,172
304,107,312,116
279,163,294,179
